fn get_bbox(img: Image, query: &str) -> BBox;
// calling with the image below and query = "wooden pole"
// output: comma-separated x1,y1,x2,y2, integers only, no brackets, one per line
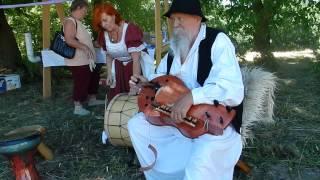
164,0,172,39
42,2,51,98
55,3,65,23
155,0,162,65
236,160,251,175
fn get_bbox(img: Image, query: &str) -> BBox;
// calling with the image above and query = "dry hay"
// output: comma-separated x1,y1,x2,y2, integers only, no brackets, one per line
241,66,278,145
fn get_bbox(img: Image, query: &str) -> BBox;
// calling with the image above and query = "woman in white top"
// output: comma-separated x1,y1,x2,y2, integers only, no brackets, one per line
64,0,104,116
92,3,155,101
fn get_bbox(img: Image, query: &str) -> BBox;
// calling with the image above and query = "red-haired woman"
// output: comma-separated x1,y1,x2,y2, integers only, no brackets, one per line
92,3,154,100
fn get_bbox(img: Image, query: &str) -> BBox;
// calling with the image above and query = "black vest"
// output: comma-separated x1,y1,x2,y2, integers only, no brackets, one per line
166,27,243,133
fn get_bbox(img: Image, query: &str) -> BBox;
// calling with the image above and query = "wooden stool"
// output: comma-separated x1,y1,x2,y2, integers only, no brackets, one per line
0,125,54,180
0,131,41,180
5,125,54,161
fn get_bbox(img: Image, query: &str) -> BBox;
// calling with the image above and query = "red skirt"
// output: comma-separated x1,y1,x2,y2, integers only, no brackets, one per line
107,60,133,100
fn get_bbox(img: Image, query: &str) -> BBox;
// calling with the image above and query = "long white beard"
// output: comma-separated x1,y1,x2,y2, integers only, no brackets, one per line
169,28,192,60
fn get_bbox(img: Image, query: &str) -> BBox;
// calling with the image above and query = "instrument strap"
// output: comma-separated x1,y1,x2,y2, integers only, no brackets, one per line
139,144,158,172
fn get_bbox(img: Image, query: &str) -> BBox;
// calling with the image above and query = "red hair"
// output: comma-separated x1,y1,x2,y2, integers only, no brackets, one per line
92,3,123,32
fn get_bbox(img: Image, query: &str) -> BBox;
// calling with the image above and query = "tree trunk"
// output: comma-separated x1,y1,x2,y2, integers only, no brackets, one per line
252,0,273,60
0,9,22,70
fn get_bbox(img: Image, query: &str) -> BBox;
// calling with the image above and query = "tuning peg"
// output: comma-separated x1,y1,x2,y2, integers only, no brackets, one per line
205,112,211,118
219,116,224,124
226,106,232,112
153,82,161,91
213,100,219,107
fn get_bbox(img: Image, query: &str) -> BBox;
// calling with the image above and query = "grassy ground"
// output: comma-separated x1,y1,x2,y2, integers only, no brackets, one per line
0,57,320,179
236,57,320,180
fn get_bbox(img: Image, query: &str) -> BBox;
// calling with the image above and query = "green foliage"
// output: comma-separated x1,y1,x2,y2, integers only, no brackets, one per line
202,0,320,54
312,59,320,75
270,1,320,50
108,0,155,32
6,7,42,55
90,0,155,34
2,0,320,69
313,63,320,72
190,0,320,64
4,4,68,79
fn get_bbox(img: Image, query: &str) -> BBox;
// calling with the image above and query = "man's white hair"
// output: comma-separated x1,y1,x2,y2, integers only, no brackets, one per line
169,28,192,60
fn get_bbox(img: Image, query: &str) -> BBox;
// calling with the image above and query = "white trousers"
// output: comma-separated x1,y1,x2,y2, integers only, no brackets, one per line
128,113,243,180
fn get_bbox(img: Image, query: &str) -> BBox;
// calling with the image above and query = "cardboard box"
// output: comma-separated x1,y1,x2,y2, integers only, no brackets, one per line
0,74,21,92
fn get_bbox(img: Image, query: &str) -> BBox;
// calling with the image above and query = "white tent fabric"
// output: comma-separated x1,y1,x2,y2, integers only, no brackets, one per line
0,0,69,9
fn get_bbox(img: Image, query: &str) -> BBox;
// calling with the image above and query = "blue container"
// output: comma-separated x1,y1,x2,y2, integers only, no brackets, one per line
0,76,6,93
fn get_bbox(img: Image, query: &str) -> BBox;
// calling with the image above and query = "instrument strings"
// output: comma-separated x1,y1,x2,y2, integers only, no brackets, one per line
152,103,197,127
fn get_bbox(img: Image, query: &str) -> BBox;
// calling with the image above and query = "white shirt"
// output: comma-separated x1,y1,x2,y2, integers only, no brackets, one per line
104,23,131,62
149,23,244,107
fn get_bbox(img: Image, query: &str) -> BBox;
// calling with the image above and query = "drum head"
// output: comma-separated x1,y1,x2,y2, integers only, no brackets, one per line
0,130,41,155
104,93,138,146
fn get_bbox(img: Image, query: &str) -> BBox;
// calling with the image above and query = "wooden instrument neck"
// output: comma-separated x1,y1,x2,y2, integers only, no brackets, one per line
152,103,197,127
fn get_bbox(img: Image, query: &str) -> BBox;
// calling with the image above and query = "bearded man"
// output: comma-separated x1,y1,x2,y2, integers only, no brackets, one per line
127,0,244,179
